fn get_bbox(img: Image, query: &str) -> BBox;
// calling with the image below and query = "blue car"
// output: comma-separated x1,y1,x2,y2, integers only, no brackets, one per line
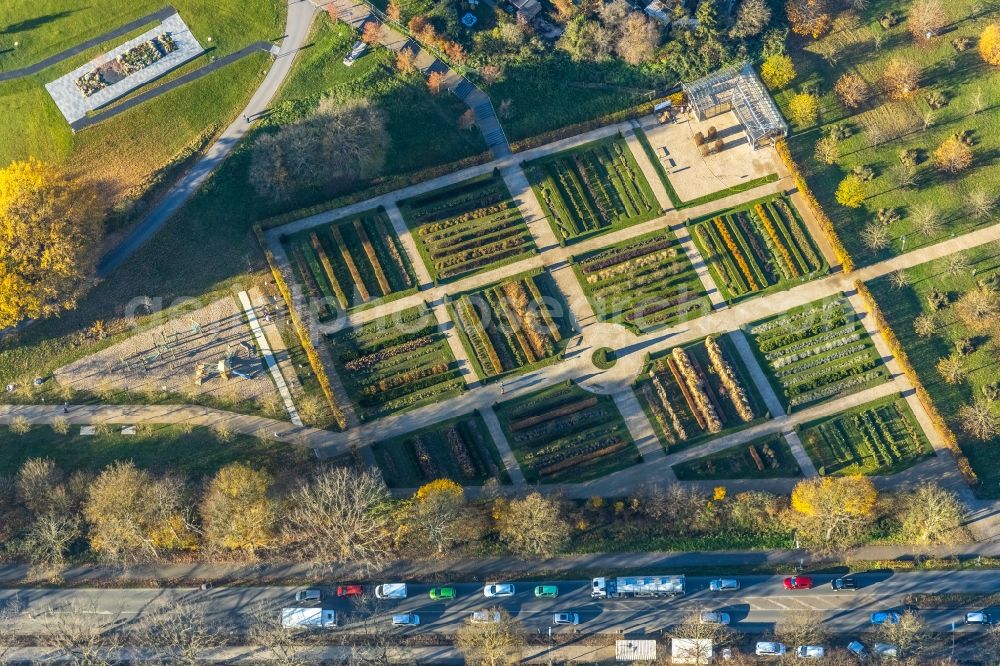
870,611,902,625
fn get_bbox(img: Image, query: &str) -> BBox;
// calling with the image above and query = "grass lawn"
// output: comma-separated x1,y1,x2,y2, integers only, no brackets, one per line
867,246,1000,496
495,380,641,483
372,411,511,488
672,434,803,480
797,395,934,476
776,0,1000,267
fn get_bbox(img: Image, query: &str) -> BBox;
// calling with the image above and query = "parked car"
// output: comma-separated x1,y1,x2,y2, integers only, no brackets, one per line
846,641,867,659
553,612,579,625
710,578,740,592
873,644,898,658
966,611,993,625
336,585,363,598
870,611,902,625
471,610,502,624
295,589,322,603
429,587,456,601
783,576,813,590
755,642,786,656
392,613,419,626
796,646,826,659
484,583,515,598
700,611,731,625
832,577,857,591
534,585,559,598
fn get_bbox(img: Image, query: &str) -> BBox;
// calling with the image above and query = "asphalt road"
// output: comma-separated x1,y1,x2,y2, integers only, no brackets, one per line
5,571,1000,640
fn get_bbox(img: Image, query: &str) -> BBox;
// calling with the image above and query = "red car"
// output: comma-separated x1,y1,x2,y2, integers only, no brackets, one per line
337,584,364,597
783,576,813,590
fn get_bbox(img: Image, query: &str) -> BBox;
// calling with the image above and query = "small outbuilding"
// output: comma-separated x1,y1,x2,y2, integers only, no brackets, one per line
616,639,657,661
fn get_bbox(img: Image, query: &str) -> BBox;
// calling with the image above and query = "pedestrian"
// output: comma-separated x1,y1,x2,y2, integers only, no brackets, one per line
244,114,250,123
499,381,505,396
63,401,69,414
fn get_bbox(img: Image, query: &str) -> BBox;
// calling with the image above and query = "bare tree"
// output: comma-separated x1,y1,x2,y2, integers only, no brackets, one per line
774,610,829,648
130,601,231,665
813,136,839,165
616,12,660,65
913,312,937,338
862,224,890,251
945,253,971,278
968,188,996,220
21,506,80,575
455,607,524,666
247,602,310,666
16,458,63,514
900,483,967,545
39,604,124,666
876,610,928,659
642,484,706,535
959,401,1000,440
495,492,570,557
730,0,771,37
668,611,736,664
907,0,948,44
937,354,966,385
0,595,25,665
954,284,1000,333
889,163,917,190
910,203,942,238
889,270,911,290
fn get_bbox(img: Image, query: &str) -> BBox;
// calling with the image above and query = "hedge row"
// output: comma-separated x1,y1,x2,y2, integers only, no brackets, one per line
253,225,348,430
854,280,979,487
775,139,854,273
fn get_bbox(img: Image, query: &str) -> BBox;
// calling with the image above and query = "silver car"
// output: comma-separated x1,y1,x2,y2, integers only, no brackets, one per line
391,613,419,626
700,611,731,625
553,612,580,625
470,610,502,624
484,583,516,598
709,578,739,592
796,645,826,659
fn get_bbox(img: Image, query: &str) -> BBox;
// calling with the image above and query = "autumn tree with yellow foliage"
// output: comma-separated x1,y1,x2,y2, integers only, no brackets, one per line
981,24,1000,66
406,479,484,555
201,464,276,556
0,158,101,328
760,53,796,89
790,476,877,550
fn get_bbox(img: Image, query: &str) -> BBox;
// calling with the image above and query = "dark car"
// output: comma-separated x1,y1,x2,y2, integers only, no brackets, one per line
784,576,813,590
832,577,857,591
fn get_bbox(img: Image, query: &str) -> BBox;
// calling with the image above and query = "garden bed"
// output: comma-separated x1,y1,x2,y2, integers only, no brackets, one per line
524,135,661,244
372,411,510,487
672,434,803,480
325,305,463,420
398,171,535,282
571,227,710,333
690,194,826,302
746,295,889,411
797,395,934,476
495,380,641,483
282,208,417,320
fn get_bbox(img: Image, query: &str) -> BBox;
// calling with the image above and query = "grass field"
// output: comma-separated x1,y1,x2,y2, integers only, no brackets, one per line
495,380,641,483
373,411,511,487
572,227,710,333
798,395,934,476
672,434,803,480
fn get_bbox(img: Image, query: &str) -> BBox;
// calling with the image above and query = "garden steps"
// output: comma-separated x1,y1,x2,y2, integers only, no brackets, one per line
479,407,527,486
780,430,818,477
624,126,674,211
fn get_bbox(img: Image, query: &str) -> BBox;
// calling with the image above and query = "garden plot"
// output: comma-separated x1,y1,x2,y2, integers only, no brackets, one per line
496,381,641,483
635,333,766,452
692,194,826,301
373,412,511,488
399,171,535,282
326,305,463,420
525,135,660,243
448,269,571,381
798,396,933,476
672,434,803,480
282,208,416,319
747,296,889,411
572,228,710,333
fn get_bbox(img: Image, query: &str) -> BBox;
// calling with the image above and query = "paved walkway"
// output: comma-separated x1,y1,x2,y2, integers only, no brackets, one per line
480,406,527,485
782,430,819,477
729,329,784,417
237,290,302,425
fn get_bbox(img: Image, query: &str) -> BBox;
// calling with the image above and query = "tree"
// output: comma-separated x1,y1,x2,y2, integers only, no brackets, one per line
394,47,416,74
40,604,125,666
361,20,382,45
785,0,831,39
881,59,921,99
834,72,871,109
889,269,911,290
959,401,1000,439
16,457,62,514
131,601,230,665
981,24,1000,66
386,0,402,22
249,99,387,202
814,135,839,165
937,354,966,384
669,611,736,664
455,608,524,666
945,253,971,278
900,483,966,545
616,13,660,65
200,464,275,555
876,610,928,659
968,188,996,220
406,479,475,555
835,174,865,208
247,601,311,666
790,476,878,550
495,492,570,557
908,0,948,43
760,53,795,89
0,158,102,328
954,284,1000,333
458,109,477,131
284,466,394,572
558,16,615,61
641,484,706,535
774,610,828,648
914,312,937,338
911,203,942,238
426,70,447,94
731,0,771,38
934,136,973,174
788,92,819,126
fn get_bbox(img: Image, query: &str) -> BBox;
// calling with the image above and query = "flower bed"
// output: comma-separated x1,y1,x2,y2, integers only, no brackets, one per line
672,434,803,480
74,33,177,97
282,209,417,318
399,171,536,281
495,380,641,483
525,135,661,243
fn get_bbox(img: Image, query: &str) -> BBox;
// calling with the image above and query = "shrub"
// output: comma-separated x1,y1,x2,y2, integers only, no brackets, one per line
933,136,973,174
881,59,921,100
714,138,724,153
834,72,871,109
835,174,865,208
693,131,705,146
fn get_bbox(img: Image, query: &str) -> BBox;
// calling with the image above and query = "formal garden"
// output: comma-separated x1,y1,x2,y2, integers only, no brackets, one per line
635,334,767,452
672,434,803,480
525,135,660,243
798,395,934,476
325,305,463,420
691,194,826,301
281,209,417,318
747,295,889,411
495,380,641,483
398,171,535,282
448,269,571,381
372,412,510,488
571,228,711,333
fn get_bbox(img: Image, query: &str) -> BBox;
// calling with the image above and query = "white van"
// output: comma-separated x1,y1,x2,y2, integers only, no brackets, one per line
755,642,786,656
374,583,408,599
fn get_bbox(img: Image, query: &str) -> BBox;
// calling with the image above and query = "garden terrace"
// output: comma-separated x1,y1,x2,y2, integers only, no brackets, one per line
398,171,535,282
684,62,788,150
325,305,463,421
495,380,641,483
372,412,511,488
447,269,572,381
690,194,827,302
635,333,766,452
281,209,417,320
524,135,661,243
747,295,889,412
672,434,803,480
797,395,934,477
571,227,710,334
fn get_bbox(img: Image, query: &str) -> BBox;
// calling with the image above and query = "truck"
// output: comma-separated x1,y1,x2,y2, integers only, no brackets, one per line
591,575,685,599
281,607,337,629
374,583,408,599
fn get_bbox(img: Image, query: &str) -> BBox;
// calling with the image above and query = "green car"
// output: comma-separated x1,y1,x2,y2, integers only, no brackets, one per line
429,587,457,601
534,585,559,598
